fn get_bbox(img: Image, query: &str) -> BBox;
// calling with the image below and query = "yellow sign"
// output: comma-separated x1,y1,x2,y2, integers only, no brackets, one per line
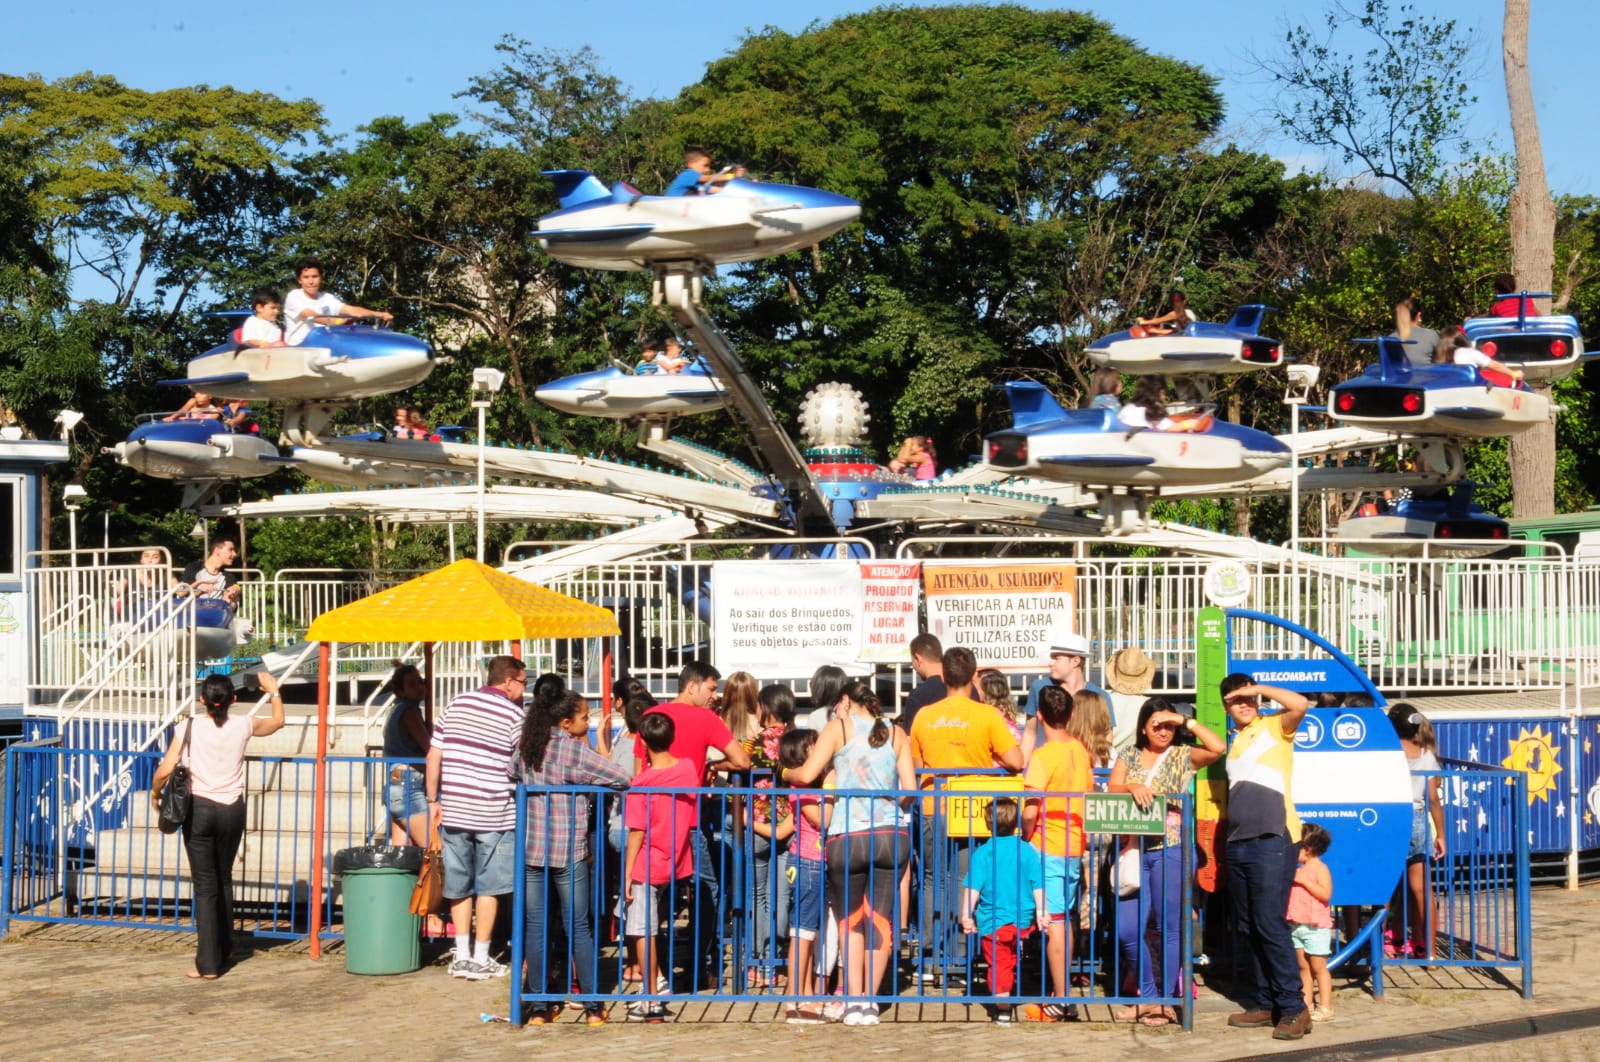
1500,724,1562,805
941,775,1024,839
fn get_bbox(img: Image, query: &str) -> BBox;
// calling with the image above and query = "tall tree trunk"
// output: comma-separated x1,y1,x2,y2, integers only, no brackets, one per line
1504,0,1558,518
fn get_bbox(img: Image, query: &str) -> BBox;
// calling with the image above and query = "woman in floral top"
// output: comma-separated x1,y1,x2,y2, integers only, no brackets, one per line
1106,696,1226,1025
742,684,796,985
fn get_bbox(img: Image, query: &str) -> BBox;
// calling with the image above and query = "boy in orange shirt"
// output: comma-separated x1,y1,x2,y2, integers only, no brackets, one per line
1021,685,1092,1021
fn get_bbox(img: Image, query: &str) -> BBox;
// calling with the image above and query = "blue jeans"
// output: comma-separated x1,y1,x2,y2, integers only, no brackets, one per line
1116,844,1184,998
1226,834,1304,1017
524,862,597,1000
919,811,970,963
751,834,791,963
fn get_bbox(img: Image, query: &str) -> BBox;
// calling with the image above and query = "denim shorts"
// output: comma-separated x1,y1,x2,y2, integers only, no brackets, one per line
1407,807,1429,862
439,827,515,898
1042,854,1082,917
788,855,826,940
384,767,427,822
1291,922,1332,956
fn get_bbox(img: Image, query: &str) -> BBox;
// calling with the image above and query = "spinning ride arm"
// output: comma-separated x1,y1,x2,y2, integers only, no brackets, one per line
656,267,839,534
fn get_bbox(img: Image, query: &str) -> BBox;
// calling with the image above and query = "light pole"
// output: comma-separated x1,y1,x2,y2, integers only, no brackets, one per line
62,483,86,564
470,367,506,561
1283,365,1320,556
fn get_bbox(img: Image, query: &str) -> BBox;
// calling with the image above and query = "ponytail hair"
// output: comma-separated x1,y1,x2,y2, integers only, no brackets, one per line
199,675,234,725
518,688,578,773
1412,711,1438,753
841,680,889,748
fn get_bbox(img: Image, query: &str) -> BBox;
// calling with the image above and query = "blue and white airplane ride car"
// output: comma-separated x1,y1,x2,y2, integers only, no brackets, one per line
1462,291,1587,383
1086,304,1284,375
983,380,1291,488
536,170,861,271
166,318,437,404
534,357,728,420
108,417,281,482
1328,336,1550,439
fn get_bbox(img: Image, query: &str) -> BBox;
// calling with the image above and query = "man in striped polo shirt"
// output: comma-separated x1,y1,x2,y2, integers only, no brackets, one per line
1219,673,1313,1041
425,655,527,980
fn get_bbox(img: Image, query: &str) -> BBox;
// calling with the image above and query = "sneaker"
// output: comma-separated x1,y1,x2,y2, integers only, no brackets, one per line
476,956,509,979
656,974,671,995
449,958,489,981
1310,1006,1333,1023
842,1007,871,1027
584,1006,609,1027
1228,1008,1274,1028
626,1002,669,1023
992,1006,1013,1025
526,1004,562,1025
1273,1009,1312,1040
822,999,846,1022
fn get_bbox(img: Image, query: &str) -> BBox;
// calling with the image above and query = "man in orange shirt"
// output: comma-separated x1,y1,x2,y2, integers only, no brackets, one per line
1022,685,1092,1021
910,646,1022,984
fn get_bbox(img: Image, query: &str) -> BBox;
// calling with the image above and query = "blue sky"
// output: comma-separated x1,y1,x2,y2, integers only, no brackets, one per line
6,1,1596,195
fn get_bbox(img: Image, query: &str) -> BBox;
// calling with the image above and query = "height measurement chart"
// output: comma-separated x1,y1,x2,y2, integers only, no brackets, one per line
922,562,1077,670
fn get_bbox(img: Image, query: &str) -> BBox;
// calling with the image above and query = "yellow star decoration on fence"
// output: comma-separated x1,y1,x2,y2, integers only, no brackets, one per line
1500,725,1562,805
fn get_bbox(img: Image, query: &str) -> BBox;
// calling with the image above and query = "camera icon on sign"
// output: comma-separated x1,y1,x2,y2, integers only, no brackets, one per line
1332,715,1366,748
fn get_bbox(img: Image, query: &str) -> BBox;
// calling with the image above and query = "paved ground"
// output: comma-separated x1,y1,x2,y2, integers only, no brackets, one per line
3,885,1598,1061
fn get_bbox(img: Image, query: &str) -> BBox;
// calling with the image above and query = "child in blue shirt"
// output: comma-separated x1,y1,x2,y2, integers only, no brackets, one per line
960,797,1047,1022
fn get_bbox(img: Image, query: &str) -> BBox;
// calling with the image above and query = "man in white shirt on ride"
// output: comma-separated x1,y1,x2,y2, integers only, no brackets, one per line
282,258,392,346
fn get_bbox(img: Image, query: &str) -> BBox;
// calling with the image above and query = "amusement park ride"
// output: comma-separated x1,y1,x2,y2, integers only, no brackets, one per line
108,170,1587,567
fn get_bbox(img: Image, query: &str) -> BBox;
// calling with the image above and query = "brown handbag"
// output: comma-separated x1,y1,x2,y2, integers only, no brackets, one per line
409,836,444,916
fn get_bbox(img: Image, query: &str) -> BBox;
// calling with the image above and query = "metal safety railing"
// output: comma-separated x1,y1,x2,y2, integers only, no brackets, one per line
1370,764,1534,996
3,745,1535,1021
507,778,1191,1027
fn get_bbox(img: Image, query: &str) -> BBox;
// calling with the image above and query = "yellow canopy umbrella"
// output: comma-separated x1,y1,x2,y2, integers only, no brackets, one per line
306,558,620,643
302,559,618,959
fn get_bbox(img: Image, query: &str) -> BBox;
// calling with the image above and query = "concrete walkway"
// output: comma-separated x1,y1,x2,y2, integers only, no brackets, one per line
2,885,1596,1061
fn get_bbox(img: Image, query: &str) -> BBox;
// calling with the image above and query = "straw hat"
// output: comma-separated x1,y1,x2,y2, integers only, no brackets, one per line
1105,647,1156,696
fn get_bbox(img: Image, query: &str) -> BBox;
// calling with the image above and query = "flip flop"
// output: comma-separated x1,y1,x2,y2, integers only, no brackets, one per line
1137,1011,1171,1027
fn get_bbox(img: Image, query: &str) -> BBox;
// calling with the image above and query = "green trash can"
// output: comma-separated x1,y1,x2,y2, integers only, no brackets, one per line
334,845,423,975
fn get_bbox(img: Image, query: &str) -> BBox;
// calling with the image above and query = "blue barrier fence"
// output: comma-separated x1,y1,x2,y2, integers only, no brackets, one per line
506,778,1194,1027
2,743,1533,1021
1372,764,1533,996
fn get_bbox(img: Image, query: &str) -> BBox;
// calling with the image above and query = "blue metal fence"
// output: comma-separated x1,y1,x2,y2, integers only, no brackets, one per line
3,744,1533,1020
1374,764,1533,996
506,779,1192,1027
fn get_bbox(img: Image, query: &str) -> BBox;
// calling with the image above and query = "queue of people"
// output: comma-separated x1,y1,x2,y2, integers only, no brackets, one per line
147,637,1443,1041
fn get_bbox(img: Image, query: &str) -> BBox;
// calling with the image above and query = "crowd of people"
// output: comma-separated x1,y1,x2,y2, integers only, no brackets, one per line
362,634,1449,1036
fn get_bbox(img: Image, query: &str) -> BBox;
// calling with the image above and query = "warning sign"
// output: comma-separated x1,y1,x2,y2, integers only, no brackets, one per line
858,561,921,662
922,563,1077,670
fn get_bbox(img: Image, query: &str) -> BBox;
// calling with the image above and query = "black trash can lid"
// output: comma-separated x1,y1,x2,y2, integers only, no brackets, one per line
333,844,424,874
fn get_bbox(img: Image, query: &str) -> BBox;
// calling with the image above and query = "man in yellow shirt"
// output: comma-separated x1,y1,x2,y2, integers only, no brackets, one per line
1218,673,1312,1041
1021,685,1092,1020
910,646,1022,984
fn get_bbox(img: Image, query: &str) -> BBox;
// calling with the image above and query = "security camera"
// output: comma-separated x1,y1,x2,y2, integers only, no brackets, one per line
1285,365,1320,389
470,367,507,394
1284,364,1320,404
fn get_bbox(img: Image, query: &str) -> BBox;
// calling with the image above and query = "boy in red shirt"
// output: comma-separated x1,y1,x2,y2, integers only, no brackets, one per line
623,713,697,1022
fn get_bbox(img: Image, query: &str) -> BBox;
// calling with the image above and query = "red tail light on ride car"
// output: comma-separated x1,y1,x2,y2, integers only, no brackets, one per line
1401,392,1423,414
1336,392,1356,413
987,435,1027,467
1438,524,1454,538
1491,525,1509,539
1551,339,1569,358
1481,340,1498,357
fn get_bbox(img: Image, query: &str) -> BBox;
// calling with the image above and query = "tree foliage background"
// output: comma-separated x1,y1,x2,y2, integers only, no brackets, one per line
3,3,1596,570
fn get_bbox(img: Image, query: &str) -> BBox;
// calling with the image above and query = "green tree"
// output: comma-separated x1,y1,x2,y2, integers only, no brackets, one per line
666,4,1232,458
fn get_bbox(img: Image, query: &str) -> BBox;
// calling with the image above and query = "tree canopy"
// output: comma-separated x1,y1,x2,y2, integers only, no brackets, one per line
3,4,1598,568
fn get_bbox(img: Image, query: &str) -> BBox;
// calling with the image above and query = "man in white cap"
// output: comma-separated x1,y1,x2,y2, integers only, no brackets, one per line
1020,632,1109,760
